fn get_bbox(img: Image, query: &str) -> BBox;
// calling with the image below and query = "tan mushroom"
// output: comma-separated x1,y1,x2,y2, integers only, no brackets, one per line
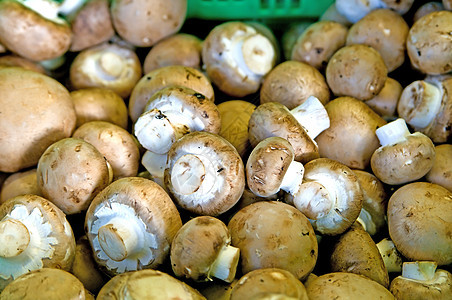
0,55,46,74
85,177,182,276
164,131,245,216
0,194,76,291
228,201,318,280
0,169,42,204
426,144,452,191
364,77,403,120
388,182,452,265
0,67,76,173
413,2,445,23
171,216,240,283
281,21,313,60
370,118,436,185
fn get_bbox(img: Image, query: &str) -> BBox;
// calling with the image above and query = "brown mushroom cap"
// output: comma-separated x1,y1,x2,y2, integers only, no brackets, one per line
260,61,330,109
0,0,72,61
248,102,319,163
110,0,187,47
230,268,309,300
0,169,42,204
291,21,348,71
37,138,111,215
0,67,76,173
129,65,215,123
70,0,115,52
326,44,388,101
426,144,452,191
72,121,140,180
96,269,205,299
306,272,395,299
0,268,86,300
364,77,403,119
0,55,46,74
316,96,386,170
228,201,318,280
413,2,445,23
71,88,128,129
388,182,452,265
143,33,203,73
407,11,452,75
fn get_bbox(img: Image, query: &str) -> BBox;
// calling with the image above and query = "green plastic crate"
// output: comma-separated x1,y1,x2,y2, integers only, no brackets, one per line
187,0,334,20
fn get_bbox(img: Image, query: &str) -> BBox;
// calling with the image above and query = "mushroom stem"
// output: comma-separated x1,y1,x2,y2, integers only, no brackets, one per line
58,0,86,17
40,55,66,71
0,219,30,258
141,150,167,186
376,238,402,273
356,209,376,235
98,52,125,78
209,244,240,283
18,0,63,23
290,96,330,140
402,261,437,281
240,33,275,76
375,118,411,147
279,161,305,195
97,217,144,262
293,181,334,220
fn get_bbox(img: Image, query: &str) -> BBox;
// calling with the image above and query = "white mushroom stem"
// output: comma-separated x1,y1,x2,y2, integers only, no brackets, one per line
141,150,167,187
290,96,330,140
58,0,86,17
279,161,305,195
402,261,437,281
293,181,334,220
209,245,240,283
375,118,411,147
18,0,85,23
376,238,403,273
239,33,275,76
0,219,30,258
356,209,376,235
335,0,383,23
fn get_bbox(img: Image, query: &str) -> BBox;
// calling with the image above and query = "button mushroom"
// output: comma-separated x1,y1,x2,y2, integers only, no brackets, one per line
370,118,436,185
85,177,182,276
413,2,445,23
426,144,452,191
364,77,403,120
0,169,42,204
164,131,245,216
171,216,240,283
0,194,76,290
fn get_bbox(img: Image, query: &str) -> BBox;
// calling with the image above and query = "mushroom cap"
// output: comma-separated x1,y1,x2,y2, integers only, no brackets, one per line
37,138,111,215
143,33,203,73
426,144,452,192
330,223,389,287
413,2,445,23
110,0,187,47
0,67,76,173
129,65,214,123
0,55,46,74
71,88,128,129
326,44,388,101
291,21,348,71
164,131,245,216
0,268,86,300
230,268,309,300
370,132,436,185
281,21,313,60
248,102,319,163
306,272,394,299
70,0,115,52
364,77,403,119
316,97,386,170
0,0,72,61
0,169,42,204
228,201,318,280
380,0,415,14
96,269,205,300
387,182,452,265
246,137,295,197
72,121,140,180
407,11,452,75
0,194,76,284
346,9,409,72
260,61,330,109
171,216,233,281
70,43,142,98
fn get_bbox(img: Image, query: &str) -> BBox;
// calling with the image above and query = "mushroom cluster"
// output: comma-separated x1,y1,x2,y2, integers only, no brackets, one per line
1,1,452,299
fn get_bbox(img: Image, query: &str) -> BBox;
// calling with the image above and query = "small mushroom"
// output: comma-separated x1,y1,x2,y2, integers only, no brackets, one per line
164,131,245,216
388,182,452,265
70,42,142,98
0,169,42,204
129,65,214,123
426,144,452,191
281,21,313,60
413,2,445,23
407,11,452,75
143,33,203,73
202,21,277,97
364,77,403,120
228,201,318,280
390,261,452,299
260,61,330,109
230,268,309,300
85,177,182,276
96,269,205,299
171,216,240,282
0,194,76,290
326,44,388,101
376,238,403,273
370,118,436,185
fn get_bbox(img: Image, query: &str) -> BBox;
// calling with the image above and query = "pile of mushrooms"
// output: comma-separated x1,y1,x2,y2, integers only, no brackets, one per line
1,1,452,299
